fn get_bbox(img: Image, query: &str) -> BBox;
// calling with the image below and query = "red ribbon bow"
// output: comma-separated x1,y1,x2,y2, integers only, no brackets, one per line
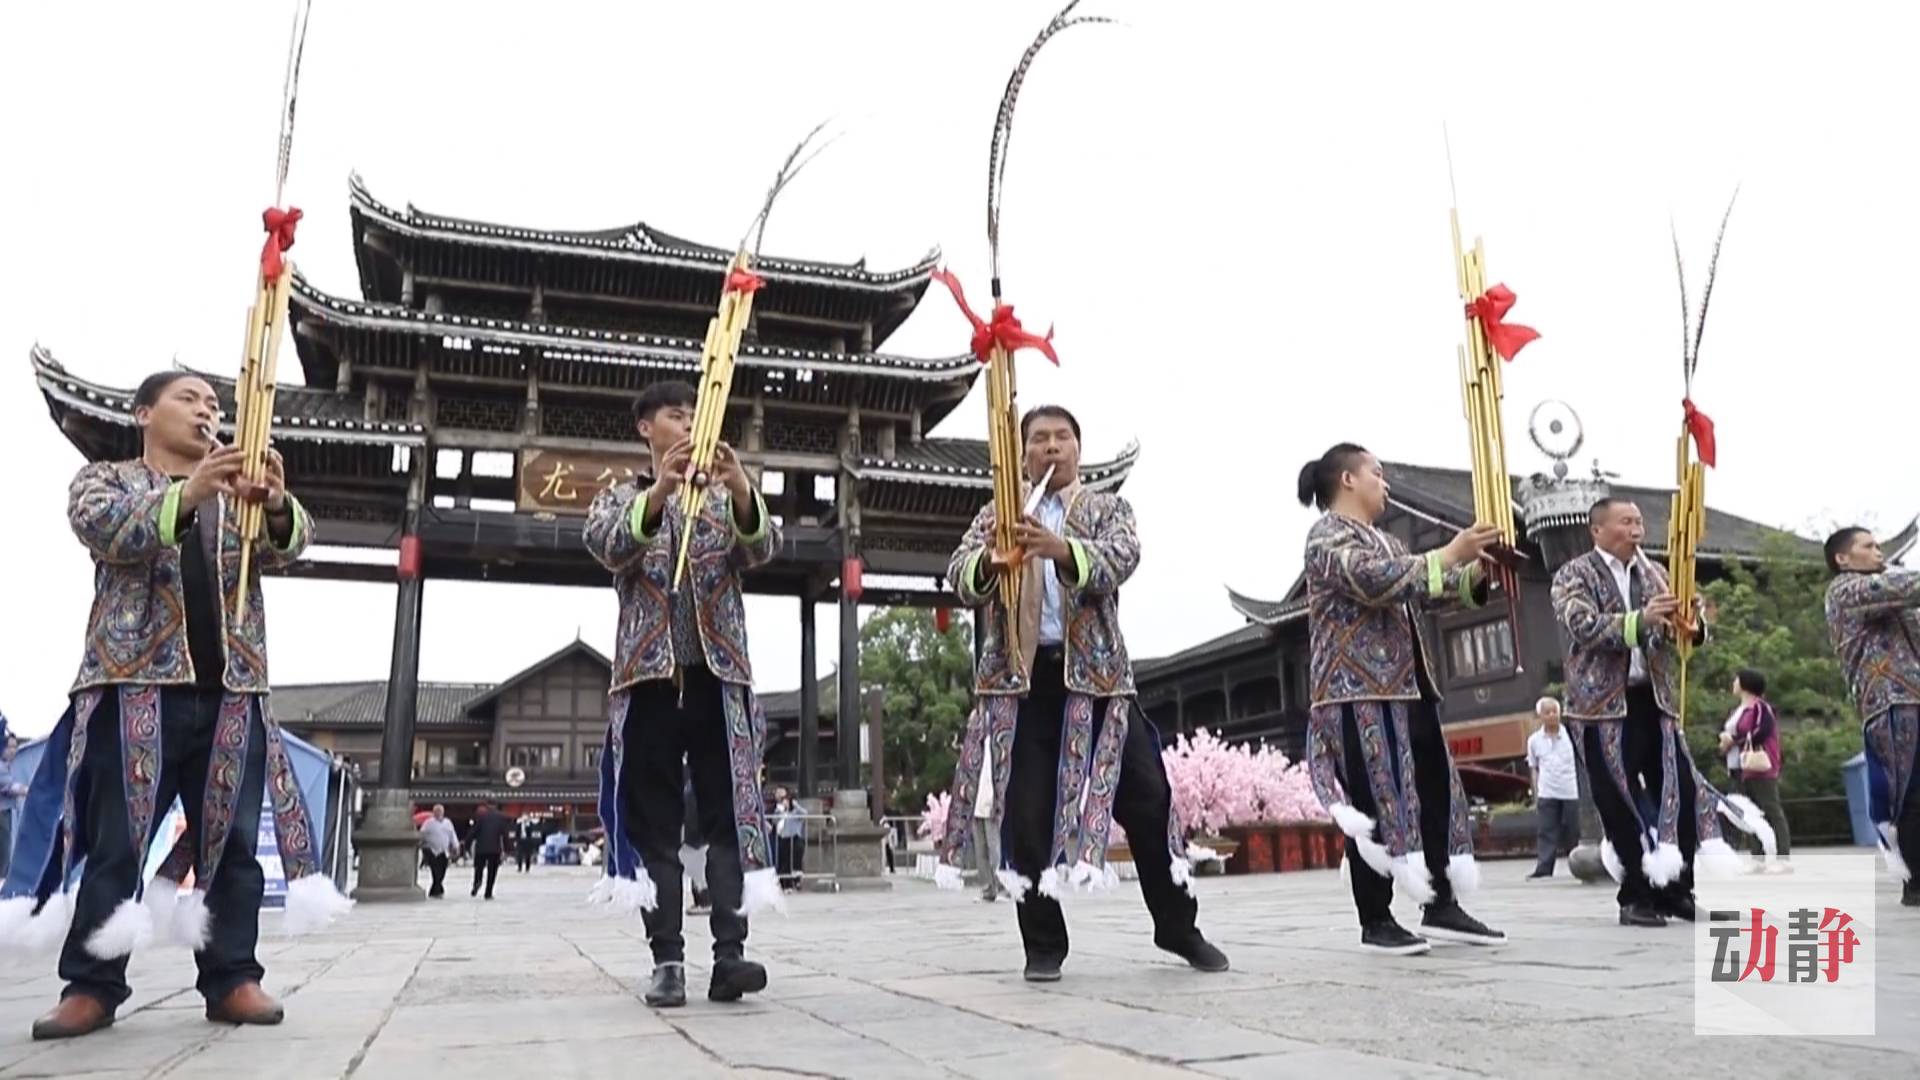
725,266,765,295
930,268,1059,366
1683,397,1717,468
1467,283,1540,362
260,207,302,281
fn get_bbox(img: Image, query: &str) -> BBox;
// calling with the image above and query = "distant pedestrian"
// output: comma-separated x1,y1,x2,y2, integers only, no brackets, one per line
1727,670,1791,868
514,816,539,873
1525,698,1580,879
773,787,805,892
468,802,511,899
418,805,458,899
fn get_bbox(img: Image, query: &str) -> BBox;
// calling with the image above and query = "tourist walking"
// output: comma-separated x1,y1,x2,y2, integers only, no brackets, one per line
584,379,782,1008
1821,528,1920,904
0,733,25,882
1526,698,1581,879
936,405,1229,982
468,802,511,899
419,805,459,898
1296,444,1508,955
773,788,805,892
514,816,540,873
1727,670,1791,867
0,372,348,1042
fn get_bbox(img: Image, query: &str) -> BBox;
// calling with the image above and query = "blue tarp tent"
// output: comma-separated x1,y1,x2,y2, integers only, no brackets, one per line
6,725,341,896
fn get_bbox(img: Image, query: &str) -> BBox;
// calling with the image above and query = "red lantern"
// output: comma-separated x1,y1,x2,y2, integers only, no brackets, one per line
398,535,422,581
842,556,863,602
935,607,952,633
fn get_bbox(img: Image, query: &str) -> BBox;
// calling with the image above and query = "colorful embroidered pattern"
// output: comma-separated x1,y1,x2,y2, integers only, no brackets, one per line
261,712,319,880
1826,570,1920,724
1303,514,1469,707
60,689,105,878
119,685,163,876
1051,695,1097,867
1304,701,1472,861
1864,705,1919,831
722,687,773,870
198,693,253,883
948,488,1139,697
1656,715,1681,848
1073,699,1129,867
1550,550,1686,720
940,696,1019,866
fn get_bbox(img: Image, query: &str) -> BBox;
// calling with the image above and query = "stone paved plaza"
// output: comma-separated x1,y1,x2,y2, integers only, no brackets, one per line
0,863,1912,1079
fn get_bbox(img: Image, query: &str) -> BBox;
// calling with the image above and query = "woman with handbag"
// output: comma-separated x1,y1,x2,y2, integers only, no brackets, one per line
1729,669,1791,868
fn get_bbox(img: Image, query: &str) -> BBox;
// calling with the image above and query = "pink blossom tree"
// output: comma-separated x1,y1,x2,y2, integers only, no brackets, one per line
917,790,953,843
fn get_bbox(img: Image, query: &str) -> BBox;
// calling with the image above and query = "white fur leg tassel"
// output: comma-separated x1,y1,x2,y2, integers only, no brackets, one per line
738,867,788,918
1879,825,1911,882
1600,840,1625,884
1037,866,1065,900
1445,853,1481,897
143,879,179,946
1390,855,1436,904
1719,794,1777,857
170,888,211,951
1643,842,1685,887
282,875,355,936
1171,854,1195,893
84,896,154,959
933,863,965,891
610,873,658,914
1067,860,1119,895
585,875,616,907
997,869,1033,901
1694,837,1746,879
1330,804,1393,879
0,894,39,949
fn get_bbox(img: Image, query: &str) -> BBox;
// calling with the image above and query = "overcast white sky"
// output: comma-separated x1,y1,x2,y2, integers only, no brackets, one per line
3,1,1916,736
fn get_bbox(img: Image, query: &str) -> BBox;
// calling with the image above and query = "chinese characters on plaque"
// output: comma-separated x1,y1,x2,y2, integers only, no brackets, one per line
517,448,649,516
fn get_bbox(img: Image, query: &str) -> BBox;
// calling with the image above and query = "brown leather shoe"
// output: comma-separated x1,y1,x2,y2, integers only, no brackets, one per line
31,994,114,1041
205,982,284,1026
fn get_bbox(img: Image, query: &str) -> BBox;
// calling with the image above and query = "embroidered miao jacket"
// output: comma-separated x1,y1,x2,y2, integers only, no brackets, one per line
67,459,311,694
947,480,1138,698
1550,549,1706,721
1303,512,1482,708
583,481,777,690
583,480,781,891
939,482,1174,891
1824,569,1920,724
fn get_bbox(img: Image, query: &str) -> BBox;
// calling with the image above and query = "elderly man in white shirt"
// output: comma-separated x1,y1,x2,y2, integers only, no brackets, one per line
418,805,460,899
1525,699,1581,879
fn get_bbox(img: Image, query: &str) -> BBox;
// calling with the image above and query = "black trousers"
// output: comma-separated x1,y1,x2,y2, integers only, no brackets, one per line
620,666,747,964
1334,699,1458,924
470,854,501,897
1533,797,1581,875
61,687,268,1010
515,840,537,872
1578,684,1695,908
1005,648,1198,964
422,851,449,896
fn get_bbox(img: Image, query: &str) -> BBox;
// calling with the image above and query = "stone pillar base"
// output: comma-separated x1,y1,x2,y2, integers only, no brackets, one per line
825,789,893,893
1569,842,1610,884
353,787,425,903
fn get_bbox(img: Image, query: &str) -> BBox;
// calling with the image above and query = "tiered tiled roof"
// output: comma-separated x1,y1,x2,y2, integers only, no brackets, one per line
349,173,940,289
272,681,491,728
846,438,1140,491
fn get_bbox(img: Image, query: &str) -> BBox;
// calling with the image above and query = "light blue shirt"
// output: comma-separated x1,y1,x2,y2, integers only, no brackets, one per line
1037,492,1067,646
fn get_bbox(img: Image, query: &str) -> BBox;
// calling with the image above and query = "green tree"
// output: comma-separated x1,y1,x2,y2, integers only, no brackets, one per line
857,608,976,814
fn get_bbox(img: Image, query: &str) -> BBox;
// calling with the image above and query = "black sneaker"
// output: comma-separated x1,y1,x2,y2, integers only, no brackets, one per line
708,958,768,1003
1619,902,1668,928
1656,893,1698,922
1901,881,1918,908
1359,919,1431,956
1526,870,1552,880
1023,955,1064,982
1154,932,1230,972
644,963,686,1008
1420,902,1508,945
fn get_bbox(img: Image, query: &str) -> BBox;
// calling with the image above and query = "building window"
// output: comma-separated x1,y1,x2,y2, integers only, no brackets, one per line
423,741,488,777
584,745,603,770
1447,619,1517,682
507,744,564,772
